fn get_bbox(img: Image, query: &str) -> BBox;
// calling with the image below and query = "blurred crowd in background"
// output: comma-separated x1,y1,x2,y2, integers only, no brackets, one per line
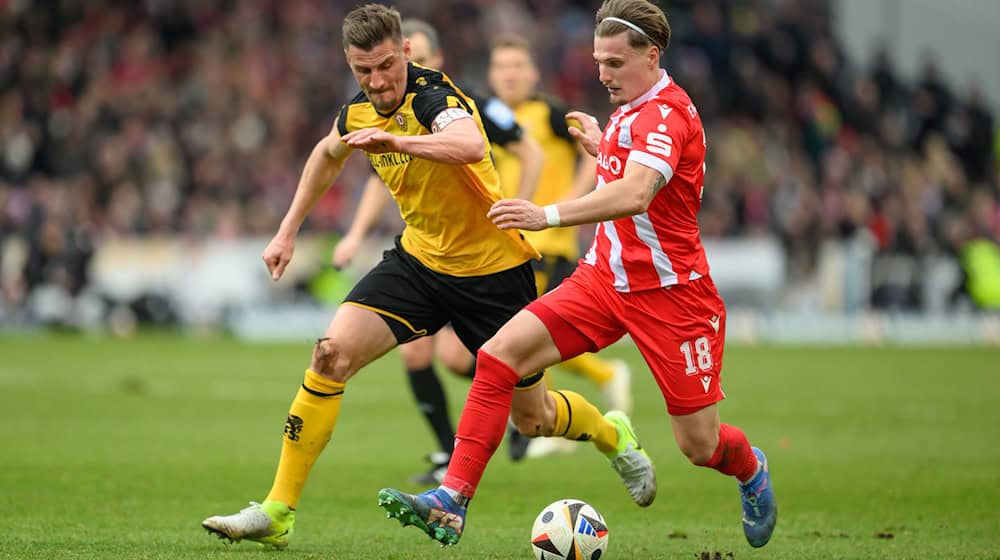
1,0,998,325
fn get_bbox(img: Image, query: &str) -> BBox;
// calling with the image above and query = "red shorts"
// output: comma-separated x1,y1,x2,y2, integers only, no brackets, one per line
526,264,726,415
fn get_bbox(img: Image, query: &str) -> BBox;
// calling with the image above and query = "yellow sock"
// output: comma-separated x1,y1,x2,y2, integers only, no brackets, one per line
560,354,614,386
265,369,345,508
549,390,618,454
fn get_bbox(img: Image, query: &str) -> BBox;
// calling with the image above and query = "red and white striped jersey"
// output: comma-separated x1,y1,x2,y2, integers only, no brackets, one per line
582,70,710,292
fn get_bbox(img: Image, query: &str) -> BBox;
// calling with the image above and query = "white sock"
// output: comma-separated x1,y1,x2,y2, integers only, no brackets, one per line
439,485,469,507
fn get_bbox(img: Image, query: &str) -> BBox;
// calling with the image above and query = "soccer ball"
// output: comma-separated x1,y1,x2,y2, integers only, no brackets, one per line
530,499,609,560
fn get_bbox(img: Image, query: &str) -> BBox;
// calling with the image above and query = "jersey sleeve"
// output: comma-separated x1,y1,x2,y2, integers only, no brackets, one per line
477,96,522,147
546,98,575,143
412,79,474,132
335,104,349,136
627,104,689,183
335,91,367,136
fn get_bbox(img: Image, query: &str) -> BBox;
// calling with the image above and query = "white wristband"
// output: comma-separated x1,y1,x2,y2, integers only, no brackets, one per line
543,204,561,227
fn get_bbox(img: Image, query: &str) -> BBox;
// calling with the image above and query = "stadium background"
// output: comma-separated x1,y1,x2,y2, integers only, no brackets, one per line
2,0,998,338
1,1,999,559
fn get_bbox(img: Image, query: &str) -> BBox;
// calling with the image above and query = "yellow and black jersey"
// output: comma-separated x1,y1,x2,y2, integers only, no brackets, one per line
336,63,538,276
493,95,581,259
470,93,523,148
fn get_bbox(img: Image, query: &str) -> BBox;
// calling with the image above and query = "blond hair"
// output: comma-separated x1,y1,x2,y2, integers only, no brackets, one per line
595,0,671,51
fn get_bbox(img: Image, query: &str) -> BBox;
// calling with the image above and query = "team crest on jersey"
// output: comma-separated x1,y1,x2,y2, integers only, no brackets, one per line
395,113,407,131
416,76,427,86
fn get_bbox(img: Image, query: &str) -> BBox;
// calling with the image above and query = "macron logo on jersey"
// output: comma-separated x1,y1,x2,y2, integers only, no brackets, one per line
658,104,672,120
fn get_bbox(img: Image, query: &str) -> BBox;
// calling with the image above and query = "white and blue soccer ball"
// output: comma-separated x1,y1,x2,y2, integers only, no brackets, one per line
530,499,609,560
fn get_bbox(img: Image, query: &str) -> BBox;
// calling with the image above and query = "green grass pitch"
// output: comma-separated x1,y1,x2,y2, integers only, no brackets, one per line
1,334,998,559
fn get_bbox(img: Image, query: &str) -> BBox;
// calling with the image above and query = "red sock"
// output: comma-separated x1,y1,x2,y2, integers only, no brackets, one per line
699,424,759,482
441,350,521,498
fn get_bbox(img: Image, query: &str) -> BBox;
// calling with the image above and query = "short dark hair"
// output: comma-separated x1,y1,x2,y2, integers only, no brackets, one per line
401,19,440,54
595,0,671,52
342,3,403,51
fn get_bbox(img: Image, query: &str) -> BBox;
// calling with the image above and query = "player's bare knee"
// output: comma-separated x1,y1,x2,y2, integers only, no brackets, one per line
311,337,357,382
679,437,718,466
479,336,521,369
439,349,472,377
400,350,432,371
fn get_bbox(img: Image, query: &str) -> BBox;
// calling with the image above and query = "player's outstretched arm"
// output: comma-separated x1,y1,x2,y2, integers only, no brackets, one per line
264,120,353,281
332,174,392,268
342,116,485,165
488,160,665,231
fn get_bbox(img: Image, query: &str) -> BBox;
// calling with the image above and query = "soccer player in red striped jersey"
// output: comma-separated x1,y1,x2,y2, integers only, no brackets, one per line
379,0,777,549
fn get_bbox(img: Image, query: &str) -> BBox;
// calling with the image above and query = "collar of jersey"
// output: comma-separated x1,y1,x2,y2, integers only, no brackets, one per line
373,94,409,118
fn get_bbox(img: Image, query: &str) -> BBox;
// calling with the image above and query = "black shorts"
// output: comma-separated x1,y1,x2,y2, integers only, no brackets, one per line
344,237,537,353
532,255,578,295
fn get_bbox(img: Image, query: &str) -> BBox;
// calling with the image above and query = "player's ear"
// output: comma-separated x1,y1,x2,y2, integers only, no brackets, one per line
402,38,411,61
647,45,659,67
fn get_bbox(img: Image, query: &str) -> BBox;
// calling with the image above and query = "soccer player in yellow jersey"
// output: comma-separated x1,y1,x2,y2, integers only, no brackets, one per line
201,4,650,549
333,19,544,486
332,18,545,485
336,22,632,476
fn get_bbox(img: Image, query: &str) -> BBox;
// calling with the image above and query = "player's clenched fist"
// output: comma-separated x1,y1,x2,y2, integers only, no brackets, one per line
488,198,548,231
262,233,295,281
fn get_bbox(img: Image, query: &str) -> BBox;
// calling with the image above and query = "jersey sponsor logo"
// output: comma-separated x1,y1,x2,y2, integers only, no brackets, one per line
644,131,673,158
658,104,673,120
596,152,622,175
370,152,412,169
687,103,698,119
